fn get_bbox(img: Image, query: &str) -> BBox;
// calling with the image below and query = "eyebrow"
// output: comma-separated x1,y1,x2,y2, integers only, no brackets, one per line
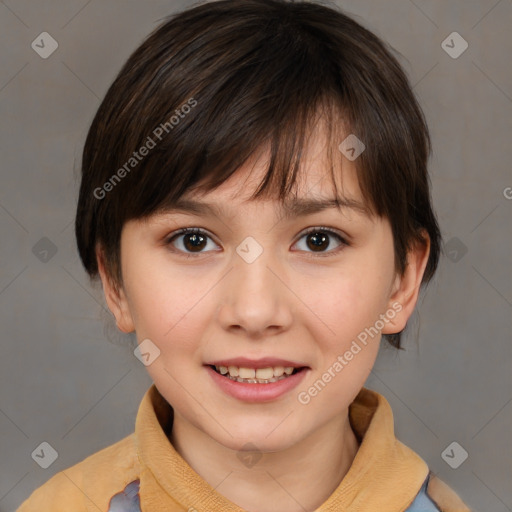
160,196,371,219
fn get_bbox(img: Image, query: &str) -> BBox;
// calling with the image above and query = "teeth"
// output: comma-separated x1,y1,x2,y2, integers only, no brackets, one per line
215,364,299,383
273,366,285,377
238,367,256,379
228,366,239,377
255,367,273,380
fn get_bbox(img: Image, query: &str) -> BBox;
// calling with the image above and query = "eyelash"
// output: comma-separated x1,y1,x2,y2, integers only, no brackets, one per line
164,226,349,259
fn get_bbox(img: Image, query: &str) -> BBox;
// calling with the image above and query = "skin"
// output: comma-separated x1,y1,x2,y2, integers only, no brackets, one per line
97,127,430,512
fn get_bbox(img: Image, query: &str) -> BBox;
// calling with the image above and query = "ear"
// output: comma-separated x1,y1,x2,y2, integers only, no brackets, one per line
382,232,431,335
96,244,135,334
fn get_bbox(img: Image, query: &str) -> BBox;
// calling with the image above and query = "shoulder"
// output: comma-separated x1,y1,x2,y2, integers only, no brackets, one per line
405,472,472,512
17,434,140,512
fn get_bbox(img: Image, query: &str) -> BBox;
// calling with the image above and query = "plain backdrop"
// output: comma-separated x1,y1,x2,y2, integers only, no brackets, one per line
0,1,511,510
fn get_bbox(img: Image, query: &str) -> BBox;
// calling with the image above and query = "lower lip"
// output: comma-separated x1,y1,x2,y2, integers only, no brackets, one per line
205,365,309,403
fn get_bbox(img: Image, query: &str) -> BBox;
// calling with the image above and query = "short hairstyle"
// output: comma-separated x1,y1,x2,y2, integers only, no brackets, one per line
75,0,441,349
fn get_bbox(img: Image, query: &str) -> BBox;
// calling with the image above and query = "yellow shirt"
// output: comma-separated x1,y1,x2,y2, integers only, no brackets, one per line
18,385,470,511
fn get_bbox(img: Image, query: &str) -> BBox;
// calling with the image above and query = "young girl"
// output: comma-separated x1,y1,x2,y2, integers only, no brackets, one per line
19,0,470,510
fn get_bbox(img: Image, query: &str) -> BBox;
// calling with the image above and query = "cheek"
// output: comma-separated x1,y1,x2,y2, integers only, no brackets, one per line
301,260,391,345
123,256,211,350
298,271,386,408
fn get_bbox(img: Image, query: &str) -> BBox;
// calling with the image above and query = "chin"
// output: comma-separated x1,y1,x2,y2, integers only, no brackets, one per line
212,422,303,453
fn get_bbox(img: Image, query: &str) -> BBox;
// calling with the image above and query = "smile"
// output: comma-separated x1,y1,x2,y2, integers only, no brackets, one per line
205,364,309,402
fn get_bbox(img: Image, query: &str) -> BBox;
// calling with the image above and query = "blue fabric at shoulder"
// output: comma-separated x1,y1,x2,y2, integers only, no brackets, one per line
404,475,441,512
105,475,441,512
107,479,141,512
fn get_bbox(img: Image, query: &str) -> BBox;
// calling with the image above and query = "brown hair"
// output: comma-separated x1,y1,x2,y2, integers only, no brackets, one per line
75,0,441,348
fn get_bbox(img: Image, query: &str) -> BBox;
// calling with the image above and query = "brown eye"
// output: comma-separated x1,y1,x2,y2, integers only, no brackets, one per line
166,228,218,256
294,227,347,255
306,231,330,252
183,232,207,252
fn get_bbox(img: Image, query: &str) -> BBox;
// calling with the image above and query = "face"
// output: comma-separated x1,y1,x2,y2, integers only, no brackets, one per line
98,130,429,453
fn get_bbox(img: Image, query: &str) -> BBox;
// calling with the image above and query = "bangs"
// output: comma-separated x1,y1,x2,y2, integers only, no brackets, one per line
139,98,360,216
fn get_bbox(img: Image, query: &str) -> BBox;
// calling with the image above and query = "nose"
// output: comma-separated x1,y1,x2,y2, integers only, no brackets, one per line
216,243,293,338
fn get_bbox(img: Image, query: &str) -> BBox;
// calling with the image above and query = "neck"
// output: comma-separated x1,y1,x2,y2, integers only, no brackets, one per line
169,410,359,512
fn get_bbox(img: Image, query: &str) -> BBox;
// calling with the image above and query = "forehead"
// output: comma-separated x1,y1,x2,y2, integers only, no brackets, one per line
159,149,372,224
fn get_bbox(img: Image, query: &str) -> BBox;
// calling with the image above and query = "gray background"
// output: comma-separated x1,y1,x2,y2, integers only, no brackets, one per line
0,0,511,510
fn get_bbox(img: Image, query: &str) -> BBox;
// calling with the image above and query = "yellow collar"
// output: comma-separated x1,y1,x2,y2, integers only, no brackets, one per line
135,384,428,511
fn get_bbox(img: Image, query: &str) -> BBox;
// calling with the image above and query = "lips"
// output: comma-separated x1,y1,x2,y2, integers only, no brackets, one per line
205,364,309,402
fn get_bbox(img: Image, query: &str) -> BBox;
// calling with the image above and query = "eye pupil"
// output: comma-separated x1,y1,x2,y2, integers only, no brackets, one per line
184,233,206,251
307,232,329,251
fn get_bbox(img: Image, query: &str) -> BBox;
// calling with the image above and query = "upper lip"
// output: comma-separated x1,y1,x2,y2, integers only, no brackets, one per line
205,357,309,369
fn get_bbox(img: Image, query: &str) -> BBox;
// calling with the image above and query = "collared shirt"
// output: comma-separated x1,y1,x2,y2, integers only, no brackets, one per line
18,385,471,511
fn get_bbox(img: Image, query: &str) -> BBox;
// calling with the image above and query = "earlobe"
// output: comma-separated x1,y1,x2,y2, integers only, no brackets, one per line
382,233,431,335
95,245,135,334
